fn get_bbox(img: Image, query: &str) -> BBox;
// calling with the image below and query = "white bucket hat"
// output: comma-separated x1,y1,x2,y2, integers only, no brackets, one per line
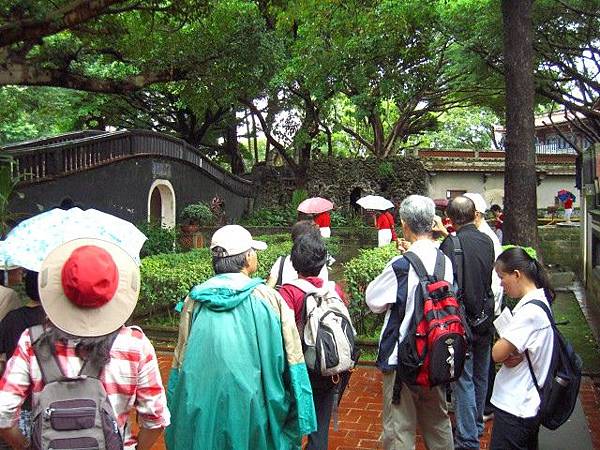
38,238,140,337
210,225,267,256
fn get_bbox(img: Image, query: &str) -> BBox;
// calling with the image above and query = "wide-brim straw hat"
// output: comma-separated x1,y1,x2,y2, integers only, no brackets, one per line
39,238,140,337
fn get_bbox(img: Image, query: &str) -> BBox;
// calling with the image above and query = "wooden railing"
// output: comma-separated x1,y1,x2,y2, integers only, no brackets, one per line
2,130,255,197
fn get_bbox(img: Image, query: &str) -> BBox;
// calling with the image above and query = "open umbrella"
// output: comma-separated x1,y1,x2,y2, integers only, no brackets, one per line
356,195,394,211
433,198,449,209
0,207,147,271
557,189,575,202
297,197,334,214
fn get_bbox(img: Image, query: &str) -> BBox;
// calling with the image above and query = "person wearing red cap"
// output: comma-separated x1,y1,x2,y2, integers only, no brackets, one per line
0,239,170,450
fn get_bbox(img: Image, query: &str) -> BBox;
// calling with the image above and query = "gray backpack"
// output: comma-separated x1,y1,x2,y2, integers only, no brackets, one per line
286,279,356,377
29,325,123,450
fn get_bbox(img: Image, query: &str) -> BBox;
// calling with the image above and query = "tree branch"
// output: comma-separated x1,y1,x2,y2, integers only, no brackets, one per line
0,61,186,93
0,0,127,47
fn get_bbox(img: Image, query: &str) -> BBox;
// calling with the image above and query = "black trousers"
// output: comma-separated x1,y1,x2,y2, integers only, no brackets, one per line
307,387,336,450
490,407,540,450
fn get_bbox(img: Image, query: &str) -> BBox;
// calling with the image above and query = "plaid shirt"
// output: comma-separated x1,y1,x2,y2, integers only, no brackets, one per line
0,326,170,449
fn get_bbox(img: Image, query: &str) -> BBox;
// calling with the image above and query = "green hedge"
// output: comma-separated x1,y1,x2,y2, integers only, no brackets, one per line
136,234,296,318
343,244,400,336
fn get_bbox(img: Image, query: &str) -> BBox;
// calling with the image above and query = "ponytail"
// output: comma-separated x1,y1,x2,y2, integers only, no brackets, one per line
496,247,555,304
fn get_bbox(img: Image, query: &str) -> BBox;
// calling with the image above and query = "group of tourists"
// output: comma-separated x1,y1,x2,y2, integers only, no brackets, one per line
0,191,561,450
367,193,555,450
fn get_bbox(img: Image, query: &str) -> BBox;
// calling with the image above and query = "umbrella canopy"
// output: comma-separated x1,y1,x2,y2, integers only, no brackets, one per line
557,189,575,202
433,198,449,209
297,197,334,214
356,195,394,211
0,207,147,271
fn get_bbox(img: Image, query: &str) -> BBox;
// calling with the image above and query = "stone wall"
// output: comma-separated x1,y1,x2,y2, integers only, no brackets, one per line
250,157,428,210
538,226,581,274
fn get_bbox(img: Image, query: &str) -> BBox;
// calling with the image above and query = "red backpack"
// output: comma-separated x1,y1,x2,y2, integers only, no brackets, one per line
392,250,468,403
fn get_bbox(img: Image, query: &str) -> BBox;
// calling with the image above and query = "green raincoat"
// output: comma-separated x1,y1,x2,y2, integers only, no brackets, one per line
165,273,316,449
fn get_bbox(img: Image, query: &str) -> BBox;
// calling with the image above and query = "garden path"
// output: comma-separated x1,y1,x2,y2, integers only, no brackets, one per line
130,353,599,450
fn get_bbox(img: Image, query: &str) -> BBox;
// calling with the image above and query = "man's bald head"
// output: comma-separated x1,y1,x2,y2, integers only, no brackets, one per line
447,196,476,228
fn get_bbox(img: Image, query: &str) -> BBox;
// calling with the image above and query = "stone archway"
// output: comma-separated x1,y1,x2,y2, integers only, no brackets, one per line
147,179,176,228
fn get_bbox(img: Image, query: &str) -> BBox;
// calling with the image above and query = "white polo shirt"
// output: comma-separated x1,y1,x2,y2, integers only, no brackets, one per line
269,255,328,285
491,288,554,418
365,238,453,367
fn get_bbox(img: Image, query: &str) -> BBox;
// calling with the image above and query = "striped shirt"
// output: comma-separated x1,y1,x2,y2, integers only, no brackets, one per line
0,326,170,449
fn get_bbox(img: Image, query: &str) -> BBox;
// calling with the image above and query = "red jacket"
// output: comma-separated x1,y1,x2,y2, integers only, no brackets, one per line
376,212,398,241
313,211,331,228
278,276,347,329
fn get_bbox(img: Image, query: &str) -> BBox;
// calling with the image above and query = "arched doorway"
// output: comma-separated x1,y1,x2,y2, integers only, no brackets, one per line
147,180,176,228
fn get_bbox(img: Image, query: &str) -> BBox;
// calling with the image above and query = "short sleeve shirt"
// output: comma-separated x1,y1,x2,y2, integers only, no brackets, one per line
491,288,554,418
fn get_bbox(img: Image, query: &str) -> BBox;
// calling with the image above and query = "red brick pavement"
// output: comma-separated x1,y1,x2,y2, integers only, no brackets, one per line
134,353,598,450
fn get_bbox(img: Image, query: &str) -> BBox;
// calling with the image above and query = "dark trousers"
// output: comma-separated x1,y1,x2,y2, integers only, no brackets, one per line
490,407,539,450
307,387,336,450
485,349,496,411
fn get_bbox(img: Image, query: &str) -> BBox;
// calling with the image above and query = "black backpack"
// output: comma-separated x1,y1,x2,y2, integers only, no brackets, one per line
449,235,494,336
524,300,583,430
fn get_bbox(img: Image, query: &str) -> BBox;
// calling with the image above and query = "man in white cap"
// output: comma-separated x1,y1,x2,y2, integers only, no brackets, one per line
0,238,170,450
166,225,316,450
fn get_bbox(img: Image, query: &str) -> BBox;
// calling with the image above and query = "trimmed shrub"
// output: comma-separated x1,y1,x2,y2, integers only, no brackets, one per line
240,207,297,227
136,235,295,318
137,222,180,258
343,244,400,336
137,249,213,318
180,201,214,226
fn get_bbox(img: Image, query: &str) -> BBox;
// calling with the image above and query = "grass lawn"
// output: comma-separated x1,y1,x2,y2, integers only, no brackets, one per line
552,291,600,374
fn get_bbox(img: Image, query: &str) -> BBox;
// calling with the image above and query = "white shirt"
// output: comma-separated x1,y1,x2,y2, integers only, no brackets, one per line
479,220,504,315
365,239,454,367
269,255,328,285
491,288,554,418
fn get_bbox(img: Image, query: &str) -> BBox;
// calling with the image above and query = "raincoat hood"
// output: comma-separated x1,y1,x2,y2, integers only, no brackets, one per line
189,272,264,311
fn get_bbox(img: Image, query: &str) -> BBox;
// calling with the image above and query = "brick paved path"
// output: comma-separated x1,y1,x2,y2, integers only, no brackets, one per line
136,353,598,450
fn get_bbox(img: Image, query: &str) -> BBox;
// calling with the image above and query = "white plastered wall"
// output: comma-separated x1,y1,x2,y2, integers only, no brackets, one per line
426,172,577,209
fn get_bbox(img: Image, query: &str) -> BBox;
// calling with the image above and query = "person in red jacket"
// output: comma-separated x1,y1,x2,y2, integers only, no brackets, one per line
563,196,574,223
375,210,398,247
278,231,347,450
313,211,331,238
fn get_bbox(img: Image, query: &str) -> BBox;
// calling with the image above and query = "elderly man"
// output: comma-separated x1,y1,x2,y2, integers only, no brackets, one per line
166,225,316,450
366,195,454,450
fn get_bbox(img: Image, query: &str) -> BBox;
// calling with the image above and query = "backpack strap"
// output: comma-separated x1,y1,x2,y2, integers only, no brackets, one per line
403,250,446,299
79,329,121,378
285,278,323,296
29,325,65,384
523,300,554,395
276,256,286,287
449,235,464,294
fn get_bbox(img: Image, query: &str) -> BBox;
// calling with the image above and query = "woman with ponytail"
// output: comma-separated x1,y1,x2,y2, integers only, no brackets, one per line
489,247,554,450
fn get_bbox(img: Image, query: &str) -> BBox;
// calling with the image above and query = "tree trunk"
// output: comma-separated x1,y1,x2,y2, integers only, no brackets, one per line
501,0,539,249
225,124,246,175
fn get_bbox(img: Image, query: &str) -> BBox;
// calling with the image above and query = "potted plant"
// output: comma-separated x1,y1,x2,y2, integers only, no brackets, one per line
179,202,214,234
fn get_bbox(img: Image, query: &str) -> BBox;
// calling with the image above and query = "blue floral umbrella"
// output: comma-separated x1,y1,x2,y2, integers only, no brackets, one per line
0,207,147,271
557,189,575,202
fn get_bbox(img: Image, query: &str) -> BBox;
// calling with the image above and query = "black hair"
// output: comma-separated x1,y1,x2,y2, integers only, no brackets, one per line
496,247,555,303
291,233,327,277
212,246,250,274
25,270,41,302
490,204,502,213
447,196,476,227
291,220,318,242
37,325,115,370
